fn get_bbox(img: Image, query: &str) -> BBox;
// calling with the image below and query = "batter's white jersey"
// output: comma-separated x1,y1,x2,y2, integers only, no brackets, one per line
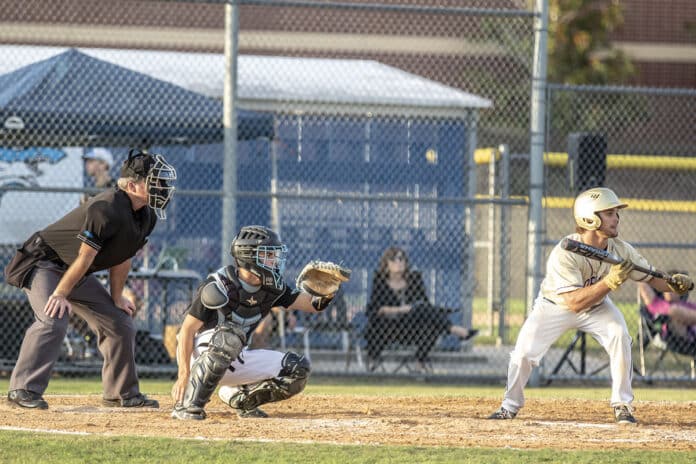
541,233,653,307
500,234,655,415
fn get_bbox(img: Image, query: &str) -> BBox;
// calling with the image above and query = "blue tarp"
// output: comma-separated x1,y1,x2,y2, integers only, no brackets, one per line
0,48,274,146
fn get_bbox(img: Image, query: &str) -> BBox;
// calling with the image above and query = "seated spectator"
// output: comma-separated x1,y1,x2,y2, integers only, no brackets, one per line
81,147,116,204
638,274,696,352
364,246,478,372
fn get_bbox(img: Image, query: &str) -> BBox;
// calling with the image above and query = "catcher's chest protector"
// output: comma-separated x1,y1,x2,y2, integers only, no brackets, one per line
220,270,284,339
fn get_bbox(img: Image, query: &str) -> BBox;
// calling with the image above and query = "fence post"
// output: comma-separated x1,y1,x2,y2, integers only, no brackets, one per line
527,0,549,387
498,144,510,345
222,2,240,266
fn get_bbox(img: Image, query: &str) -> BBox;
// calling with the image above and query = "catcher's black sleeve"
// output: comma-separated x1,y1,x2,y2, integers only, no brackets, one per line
274,284,300,308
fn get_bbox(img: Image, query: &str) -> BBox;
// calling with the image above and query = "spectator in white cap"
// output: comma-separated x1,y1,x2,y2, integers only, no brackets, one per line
82,147,116,204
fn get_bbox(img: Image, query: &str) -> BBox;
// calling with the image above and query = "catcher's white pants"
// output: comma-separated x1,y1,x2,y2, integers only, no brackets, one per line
192,329,286,404
501,296,633,414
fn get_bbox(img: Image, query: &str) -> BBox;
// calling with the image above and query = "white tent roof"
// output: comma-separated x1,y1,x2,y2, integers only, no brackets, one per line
0,46,491,118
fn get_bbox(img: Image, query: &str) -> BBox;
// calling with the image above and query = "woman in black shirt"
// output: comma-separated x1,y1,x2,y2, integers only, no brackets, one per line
364,246,477,372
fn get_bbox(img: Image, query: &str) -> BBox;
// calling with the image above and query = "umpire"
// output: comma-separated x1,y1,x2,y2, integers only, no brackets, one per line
4,149,176,409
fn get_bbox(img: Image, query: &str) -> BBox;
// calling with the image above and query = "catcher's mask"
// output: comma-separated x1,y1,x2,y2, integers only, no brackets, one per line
231,225,287,289
120,149,177,220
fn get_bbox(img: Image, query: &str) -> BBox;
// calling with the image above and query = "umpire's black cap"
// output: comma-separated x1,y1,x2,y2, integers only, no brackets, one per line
120,149,155,179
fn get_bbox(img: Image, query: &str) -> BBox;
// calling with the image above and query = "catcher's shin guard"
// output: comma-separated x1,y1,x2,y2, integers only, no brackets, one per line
180,323,246,412
227,352,311,412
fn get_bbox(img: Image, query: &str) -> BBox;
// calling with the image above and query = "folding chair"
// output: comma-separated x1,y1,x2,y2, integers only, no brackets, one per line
636,302,696,380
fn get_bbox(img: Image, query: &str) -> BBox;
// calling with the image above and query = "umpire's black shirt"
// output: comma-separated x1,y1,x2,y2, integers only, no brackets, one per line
39,188,156,273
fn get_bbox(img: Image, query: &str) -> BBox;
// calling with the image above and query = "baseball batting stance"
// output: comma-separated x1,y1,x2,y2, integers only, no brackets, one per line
488,187,692,424
171,225,350,420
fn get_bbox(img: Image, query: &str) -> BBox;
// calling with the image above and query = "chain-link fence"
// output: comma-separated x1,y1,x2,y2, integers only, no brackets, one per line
540,84,696,383
0,0,534,381
1,1,693,385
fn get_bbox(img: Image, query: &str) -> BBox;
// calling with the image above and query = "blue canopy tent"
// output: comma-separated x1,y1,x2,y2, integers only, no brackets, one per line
0,48,274,147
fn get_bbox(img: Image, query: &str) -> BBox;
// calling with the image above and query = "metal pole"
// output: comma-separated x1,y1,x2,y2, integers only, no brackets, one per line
270,139,287,350
486,148,497,336
527,0,549,386
498,144,510,345
221,3,240,266
463,110,478,328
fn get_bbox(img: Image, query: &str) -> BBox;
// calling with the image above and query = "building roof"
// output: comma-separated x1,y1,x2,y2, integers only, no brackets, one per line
0,46,492,118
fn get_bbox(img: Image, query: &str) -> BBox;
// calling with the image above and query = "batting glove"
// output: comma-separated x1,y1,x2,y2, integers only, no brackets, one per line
668,273,693,295
604,260,634,291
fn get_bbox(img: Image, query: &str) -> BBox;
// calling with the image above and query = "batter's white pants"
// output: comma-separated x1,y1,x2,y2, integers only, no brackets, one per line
192,329,286,405
501,296,633,414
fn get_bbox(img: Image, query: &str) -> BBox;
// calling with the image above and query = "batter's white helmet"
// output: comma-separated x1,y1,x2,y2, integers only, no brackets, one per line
573,187,627,230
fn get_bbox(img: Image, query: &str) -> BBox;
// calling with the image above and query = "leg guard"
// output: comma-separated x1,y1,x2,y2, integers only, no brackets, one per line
227,352,311,412
178,322,246,416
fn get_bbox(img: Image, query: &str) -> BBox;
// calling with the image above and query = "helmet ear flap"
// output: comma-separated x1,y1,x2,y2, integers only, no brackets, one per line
578,214,601,230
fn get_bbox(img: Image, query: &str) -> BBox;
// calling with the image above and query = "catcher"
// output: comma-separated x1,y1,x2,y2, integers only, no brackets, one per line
171,225,350,420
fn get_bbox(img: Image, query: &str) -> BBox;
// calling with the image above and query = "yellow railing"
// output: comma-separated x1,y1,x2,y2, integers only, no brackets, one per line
476,194,696,212
474,148,696,171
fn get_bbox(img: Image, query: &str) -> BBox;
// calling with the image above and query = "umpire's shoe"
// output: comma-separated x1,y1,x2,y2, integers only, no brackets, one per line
487,407,517,420
7,389,49,409
102,393,159,408
171,404,206,420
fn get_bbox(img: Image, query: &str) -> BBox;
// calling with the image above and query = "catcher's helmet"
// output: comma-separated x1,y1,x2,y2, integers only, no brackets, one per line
120,149,177,220
573,187,627,231
231,225,287,289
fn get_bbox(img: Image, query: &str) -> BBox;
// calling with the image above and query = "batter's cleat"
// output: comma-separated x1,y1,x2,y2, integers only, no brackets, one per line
235,407,269,418
7,389,48,410
171,404,206,420
614,405,637,424
102,393,159,408
487,407,517,420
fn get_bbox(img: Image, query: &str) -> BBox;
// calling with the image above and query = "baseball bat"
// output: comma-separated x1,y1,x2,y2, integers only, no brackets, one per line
560,238,691,289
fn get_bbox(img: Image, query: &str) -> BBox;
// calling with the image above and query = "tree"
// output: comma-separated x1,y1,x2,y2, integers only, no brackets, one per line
548,0,635,84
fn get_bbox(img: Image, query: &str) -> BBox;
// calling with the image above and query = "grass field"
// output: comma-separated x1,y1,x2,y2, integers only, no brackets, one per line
1,377,695,463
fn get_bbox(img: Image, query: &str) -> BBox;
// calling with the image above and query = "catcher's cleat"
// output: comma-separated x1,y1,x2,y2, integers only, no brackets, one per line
235,407,269,419
7,389,48,410
171,405,206,420
614,405,637,424
487,407,517,420
102,393,159,408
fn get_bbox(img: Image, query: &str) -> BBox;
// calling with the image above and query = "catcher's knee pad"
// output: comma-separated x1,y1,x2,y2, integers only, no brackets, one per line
210,322,246,362
228,352,311,411
278,351,311,388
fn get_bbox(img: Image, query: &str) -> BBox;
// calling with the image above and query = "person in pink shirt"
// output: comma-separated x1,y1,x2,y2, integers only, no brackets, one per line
639,273,696,343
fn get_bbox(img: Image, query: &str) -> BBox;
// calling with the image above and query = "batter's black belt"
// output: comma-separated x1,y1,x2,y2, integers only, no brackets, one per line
543,296,601,311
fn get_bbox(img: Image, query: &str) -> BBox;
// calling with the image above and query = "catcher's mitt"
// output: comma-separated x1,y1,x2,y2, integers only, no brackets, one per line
296,260,351,297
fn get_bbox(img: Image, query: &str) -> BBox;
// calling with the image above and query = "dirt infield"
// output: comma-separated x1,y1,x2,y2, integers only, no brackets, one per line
2,395,696,450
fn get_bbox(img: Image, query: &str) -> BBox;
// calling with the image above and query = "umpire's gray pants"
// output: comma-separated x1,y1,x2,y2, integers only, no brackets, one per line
9,260,140,400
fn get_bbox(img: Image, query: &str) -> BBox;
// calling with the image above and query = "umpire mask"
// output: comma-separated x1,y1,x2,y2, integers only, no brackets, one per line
121,150,177,220
146,155,177,220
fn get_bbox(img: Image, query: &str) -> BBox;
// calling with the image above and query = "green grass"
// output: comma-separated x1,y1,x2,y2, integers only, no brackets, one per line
1,431,695,464
1,378,694,463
